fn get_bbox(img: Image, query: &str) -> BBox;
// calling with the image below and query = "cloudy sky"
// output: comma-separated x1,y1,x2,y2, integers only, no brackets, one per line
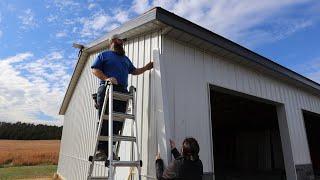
0,0,319,126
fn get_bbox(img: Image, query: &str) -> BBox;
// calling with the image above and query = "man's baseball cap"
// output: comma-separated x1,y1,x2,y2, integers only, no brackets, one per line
110,34,121,40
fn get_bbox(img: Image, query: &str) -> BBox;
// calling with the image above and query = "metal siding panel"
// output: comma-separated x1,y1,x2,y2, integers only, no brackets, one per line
173,40,187,143
184,45,195,135
137,36,144,156
148,31,161,177
253,70,263,98
196,50,213,172
141,34,151,176
214,55,224,87
162,38,180,171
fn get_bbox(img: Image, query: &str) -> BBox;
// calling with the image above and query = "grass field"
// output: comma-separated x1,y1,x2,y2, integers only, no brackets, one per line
0,165,57,179
0,140,60,167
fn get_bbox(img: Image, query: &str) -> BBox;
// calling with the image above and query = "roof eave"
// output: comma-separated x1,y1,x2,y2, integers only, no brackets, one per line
59,7,320,116
155,7,320,94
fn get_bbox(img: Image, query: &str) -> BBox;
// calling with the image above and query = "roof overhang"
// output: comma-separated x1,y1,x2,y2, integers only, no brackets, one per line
59,7,320,115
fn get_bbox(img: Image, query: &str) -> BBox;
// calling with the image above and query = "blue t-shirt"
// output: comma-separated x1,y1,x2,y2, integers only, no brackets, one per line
91,51,136,88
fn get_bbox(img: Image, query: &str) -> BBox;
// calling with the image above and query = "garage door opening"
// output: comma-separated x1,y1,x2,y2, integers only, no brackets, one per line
210,89,286,180
303,110,320,178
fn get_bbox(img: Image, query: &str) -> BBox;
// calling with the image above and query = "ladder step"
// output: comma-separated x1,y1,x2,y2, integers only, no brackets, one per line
111,160,142,167
103,112,135,121
88,176,108,180
98,135,136,142
113,92,133,101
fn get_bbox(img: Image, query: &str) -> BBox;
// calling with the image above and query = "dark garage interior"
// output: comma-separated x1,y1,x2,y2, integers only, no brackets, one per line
210,89,286,180
303,111,320,179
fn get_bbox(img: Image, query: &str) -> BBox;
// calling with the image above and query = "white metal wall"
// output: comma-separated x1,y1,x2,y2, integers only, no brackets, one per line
160,36,320,174
57,31,162,180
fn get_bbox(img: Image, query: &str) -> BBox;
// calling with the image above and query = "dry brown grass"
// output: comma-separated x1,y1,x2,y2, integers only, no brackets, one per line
0,140,60,167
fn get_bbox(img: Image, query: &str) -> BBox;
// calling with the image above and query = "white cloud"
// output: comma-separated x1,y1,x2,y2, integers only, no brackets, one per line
64,19,76,25
76,7,131,39
18,9,37,29
114,9,130,23
47,14,58,23
92,15,109,30
132,0,151,14
272,19,313,41
56,31,67,38
47,51,63,60
80,12,112,37
0,52,70,126
88,3,96,10
130,0,315,47
52,0,79,10
237,18,313,47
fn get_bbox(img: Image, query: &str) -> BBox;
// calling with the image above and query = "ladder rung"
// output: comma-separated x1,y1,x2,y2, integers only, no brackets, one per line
88,176,108,180
98,135,136,142
111,160,142,167
102,114,125,122
113,92,133,101
103,112,135,121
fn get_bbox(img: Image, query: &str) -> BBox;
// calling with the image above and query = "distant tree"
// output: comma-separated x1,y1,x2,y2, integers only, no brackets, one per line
0,122,62,140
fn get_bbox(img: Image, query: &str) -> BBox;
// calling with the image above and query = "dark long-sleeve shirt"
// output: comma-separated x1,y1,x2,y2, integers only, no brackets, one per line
156,148,203,180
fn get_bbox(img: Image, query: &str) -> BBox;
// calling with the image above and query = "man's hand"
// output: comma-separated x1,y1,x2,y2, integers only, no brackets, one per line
170,139,176,149
156,152,161,160
105,77,118,85
132,61,154,75
145,61,153,70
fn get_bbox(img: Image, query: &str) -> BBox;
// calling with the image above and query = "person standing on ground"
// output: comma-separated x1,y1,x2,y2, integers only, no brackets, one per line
156,137,203,180
91,34,153,160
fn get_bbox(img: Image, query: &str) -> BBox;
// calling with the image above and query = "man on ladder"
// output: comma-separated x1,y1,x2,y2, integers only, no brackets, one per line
91,34,153,161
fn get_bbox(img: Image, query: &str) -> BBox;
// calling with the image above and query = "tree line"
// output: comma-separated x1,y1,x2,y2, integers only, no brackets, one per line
0,122,62,140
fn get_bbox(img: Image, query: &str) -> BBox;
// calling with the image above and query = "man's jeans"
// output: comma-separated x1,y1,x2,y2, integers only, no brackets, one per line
97,84,128,153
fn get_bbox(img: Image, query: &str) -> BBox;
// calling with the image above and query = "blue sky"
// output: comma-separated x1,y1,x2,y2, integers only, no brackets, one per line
0,0,319,125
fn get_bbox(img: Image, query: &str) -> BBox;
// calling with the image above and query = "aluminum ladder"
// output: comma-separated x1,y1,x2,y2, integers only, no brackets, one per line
87,82,142,180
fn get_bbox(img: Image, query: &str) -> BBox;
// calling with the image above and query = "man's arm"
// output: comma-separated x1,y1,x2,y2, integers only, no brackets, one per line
92,69,108,80
131,61,153,75
92,68,118,84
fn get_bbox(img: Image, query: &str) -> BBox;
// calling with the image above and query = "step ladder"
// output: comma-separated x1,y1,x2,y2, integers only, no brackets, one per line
87,82,142,180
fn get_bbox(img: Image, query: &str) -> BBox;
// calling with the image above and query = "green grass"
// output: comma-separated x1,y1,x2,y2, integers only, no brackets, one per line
0,165,56,179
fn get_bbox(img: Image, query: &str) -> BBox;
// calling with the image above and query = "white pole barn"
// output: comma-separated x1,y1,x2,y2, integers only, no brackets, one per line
57,7,320,180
